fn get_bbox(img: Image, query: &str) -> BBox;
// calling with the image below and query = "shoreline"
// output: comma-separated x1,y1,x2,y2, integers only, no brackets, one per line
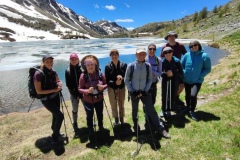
0,41,229,118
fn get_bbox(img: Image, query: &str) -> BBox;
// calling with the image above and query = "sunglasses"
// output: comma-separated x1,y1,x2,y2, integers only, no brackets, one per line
148,48,156,51
164,51,173,54
189,44,198,48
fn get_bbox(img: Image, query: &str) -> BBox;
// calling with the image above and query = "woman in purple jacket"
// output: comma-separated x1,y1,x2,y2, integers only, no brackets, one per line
78,55,107,134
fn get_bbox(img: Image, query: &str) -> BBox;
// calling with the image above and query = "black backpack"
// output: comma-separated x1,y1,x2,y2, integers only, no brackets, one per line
28,65,46,99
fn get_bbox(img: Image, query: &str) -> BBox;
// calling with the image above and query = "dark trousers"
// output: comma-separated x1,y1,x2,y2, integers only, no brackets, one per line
149,82,157,105
161,78,179,112
184,83,202,112
84,100,104,130
41,94,64,141
130,93,163,130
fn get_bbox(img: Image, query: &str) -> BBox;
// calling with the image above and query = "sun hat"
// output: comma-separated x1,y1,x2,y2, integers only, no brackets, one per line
70,53,79,59
136,47,146,54
164,31,178,40
81,55,99,71
162,47,174,53
42,54,54,62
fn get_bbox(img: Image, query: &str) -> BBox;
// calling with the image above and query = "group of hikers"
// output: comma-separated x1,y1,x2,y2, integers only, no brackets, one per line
33,31,211,145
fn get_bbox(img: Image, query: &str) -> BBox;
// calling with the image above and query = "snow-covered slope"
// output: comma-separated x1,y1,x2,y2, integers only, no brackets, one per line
0,0,127,42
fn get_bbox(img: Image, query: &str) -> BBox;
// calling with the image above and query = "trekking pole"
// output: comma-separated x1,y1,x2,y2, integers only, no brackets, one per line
103,99,115,134
143,104,157,151
169,79,172,111
131,108,143,157
165,80,169,116
118,89,124,124
60,93,69,143
59,92,73,127
28,98,35,112
92,105,98,149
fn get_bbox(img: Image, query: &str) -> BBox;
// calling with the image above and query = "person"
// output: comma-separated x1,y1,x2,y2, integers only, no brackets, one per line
161,47,183,118
161,31,187,106
181,40,211,121
145,43,162,105
78,55,107,134
34,54,63,145
105,49,127,126
65,53,84,132
124,47,170,138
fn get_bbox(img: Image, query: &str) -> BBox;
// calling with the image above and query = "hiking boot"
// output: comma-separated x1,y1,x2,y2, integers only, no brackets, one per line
120,117,124,125
176,96,185,106
99,126,105,132
189,111,198,121
157,128,171,139
114,117,120,126
73,122,79,132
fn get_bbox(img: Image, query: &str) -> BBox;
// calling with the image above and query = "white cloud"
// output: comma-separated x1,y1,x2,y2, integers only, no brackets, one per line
105,5,116,10
127,27,134,31
94,4,99,9
124,3,130,8
115,19,134,22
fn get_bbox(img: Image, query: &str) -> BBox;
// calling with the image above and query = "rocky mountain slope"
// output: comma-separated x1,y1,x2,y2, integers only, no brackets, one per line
0,0,128,41
131,0,240,41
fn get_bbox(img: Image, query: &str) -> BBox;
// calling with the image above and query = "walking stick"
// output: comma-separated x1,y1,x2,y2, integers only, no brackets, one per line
103,99,115,134
60,93,69,143
28,98,35,112
143,104,157,151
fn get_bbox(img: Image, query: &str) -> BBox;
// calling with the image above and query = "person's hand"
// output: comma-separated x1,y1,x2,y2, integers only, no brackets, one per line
141,91,147,97
116,75,123,85
88,87,94,94
166,70,173,77
97,85,104,91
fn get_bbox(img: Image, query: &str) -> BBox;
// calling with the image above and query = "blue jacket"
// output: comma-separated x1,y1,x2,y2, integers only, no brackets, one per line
181,50,211,84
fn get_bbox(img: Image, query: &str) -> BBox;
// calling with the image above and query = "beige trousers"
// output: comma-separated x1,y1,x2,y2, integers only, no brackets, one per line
107,87,125,118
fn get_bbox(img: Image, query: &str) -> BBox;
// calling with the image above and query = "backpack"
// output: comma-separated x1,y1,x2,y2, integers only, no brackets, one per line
83,69,102,83
28,65,46,99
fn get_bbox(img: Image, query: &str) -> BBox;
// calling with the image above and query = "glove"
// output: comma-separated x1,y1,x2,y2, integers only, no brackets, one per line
132,91,140,97
141,91,147,97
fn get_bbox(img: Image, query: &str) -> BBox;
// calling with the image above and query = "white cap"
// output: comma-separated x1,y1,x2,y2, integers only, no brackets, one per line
136,47,146,53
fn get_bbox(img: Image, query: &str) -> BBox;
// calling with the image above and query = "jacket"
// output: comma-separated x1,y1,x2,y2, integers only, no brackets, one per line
161,56,183,80
105,60,127,89
78,71,107,103
65,64,83,98
146,55,162,83
124,61,152,92
181,50,211,84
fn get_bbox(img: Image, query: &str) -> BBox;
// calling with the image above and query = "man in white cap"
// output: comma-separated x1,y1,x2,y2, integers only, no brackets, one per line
124,47,170,138
65,53,84,133
161,31,187,107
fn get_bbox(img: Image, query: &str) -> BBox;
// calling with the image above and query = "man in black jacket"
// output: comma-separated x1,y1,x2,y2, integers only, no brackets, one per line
105,49,127,125
65,53,84,132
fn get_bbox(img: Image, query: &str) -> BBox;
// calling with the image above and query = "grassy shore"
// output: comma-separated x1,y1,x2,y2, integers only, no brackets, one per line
0,32,240,160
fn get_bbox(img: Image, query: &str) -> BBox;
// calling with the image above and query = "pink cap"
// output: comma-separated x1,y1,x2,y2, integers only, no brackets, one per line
70,53,79,59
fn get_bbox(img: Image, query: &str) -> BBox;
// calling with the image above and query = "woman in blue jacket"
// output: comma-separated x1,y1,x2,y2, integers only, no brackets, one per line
181,40,211,121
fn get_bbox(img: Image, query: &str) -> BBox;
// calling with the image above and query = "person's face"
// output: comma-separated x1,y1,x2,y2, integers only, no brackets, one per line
110,52,119,62
189,43,199,52
167,35,176,43
43,58,53,69
136,52,146,62
148,46,156,57
84,59,96,73
163,50,173,61
70,58,79,66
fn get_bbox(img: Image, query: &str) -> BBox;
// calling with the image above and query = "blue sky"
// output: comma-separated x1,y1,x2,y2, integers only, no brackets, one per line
56,0,230,30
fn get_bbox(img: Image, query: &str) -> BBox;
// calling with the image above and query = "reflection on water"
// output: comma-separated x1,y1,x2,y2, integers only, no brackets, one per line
0,39,228,115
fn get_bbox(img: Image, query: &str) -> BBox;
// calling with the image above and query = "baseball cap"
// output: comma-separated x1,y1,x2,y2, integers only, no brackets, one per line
70,53,79,59
136,47,146,54
42,54,54,62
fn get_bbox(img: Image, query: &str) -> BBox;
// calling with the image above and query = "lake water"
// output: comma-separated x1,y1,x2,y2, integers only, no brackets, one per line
0,38,228,115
